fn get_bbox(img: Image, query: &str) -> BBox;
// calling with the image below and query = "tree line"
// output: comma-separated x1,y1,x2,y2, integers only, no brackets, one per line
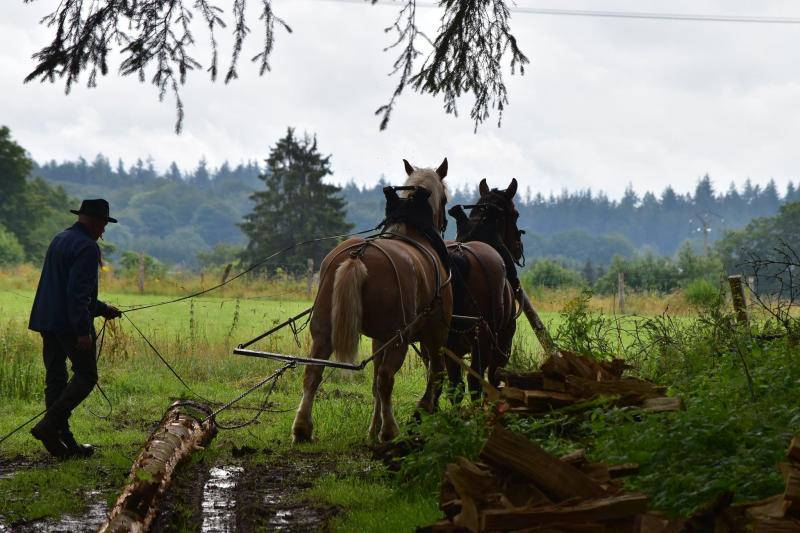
2,124,798,293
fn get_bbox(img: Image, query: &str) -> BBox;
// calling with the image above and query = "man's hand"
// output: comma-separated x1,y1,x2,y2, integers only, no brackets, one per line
76,335,93,352
103,305,122,320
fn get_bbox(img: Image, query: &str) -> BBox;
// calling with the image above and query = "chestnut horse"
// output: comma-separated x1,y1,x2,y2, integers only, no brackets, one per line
445,178,524,398
292,159,453,443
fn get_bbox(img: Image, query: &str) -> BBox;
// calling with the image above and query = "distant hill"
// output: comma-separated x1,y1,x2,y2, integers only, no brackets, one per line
33,155,799,268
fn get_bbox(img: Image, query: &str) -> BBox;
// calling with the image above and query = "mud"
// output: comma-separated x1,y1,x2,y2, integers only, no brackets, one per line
235,450,341,532
1,450,342,532
149,449,341,532
2,491,109,533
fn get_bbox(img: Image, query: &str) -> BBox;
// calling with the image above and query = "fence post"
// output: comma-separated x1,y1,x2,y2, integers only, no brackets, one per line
306,258,315,299
138,251,145,294
746,276,755,307
728,275,749,326
617,272,625,314
221,263,233,285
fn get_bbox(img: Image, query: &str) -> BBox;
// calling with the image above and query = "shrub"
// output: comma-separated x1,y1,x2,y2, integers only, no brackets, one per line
683,278,722,310
522,259,585,290
0,225,24,266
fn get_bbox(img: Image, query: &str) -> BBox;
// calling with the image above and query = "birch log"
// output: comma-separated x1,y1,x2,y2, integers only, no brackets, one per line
99,400,217,533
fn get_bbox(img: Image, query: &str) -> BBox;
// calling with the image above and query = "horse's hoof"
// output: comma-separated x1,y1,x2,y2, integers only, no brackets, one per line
291,423,313,444
379,429,399,443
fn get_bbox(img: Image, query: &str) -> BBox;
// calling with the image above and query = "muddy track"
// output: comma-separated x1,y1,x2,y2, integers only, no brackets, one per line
1,449,341,533
151,448,341,533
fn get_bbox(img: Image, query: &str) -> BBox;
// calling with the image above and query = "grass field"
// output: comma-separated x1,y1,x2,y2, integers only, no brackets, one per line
1,278,798,530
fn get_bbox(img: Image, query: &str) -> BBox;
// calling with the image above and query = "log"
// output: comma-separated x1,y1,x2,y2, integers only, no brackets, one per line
518,288,560,357
479,426,606,502
480,493,648,531
99,401,217,533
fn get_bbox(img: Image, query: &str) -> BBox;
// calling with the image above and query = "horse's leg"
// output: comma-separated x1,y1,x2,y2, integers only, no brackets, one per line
491,319,516,388
368,339,383,442
444,348,465,406
291,337,332,443
418,341,446,413
467,326,491,401
376,341,407,442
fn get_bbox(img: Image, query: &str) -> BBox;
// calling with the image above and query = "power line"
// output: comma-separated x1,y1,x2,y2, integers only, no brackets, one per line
318,0,800,25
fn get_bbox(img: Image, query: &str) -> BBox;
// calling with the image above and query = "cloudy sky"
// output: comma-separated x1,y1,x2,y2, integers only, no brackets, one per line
2,0,800,198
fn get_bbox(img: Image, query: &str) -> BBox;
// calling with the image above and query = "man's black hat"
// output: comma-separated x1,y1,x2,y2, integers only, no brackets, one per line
70,199,118,223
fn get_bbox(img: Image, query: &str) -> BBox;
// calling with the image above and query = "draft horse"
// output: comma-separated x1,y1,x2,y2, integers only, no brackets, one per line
292,159,452,443
445,178,524,398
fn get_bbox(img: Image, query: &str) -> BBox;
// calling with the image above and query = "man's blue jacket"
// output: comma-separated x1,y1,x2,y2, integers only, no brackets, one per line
29,222,110,337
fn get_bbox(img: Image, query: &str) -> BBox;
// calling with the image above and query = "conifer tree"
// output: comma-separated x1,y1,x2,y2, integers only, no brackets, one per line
240,129,352,273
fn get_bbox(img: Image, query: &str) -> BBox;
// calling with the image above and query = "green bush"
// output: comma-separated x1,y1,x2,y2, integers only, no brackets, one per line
118,251,167,278
395,407,489,495
0,224,24,266
522,259,585,290
683,278,722,310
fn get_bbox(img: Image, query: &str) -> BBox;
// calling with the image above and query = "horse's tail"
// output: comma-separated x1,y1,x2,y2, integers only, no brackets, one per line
331,257,368,363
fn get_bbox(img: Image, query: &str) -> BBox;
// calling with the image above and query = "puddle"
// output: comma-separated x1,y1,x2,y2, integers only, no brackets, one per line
201,465,243,533
235,451,341,532
5,491,108,533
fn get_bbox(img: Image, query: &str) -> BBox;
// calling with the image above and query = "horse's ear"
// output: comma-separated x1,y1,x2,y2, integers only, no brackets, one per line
435,158,448,180
403,159,415,176
506,178,518,198
479,178,490,196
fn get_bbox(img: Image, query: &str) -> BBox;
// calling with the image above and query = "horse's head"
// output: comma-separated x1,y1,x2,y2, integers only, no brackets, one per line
475,178,524,264
401,158,449,233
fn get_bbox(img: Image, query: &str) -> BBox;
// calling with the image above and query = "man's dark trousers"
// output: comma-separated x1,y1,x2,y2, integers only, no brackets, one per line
41,332,97,431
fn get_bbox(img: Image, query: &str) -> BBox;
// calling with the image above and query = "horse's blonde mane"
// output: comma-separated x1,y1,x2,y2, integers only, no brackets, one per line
402,167,449,224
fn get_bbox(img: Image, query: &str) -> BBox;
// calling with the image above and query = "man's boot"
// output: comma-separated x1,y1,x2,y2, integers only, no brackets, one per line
30,420,69,459
60,429,94,458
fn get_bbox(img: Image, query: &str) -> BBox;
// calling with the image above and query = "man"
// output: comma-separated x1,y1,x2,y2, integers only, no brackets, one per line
28,199,122,458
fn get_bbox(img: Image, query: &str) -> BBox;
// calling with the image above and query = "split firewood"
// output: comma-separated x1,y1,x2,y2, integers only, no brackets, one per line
779,463,800,515
494,368,545,390
559,449,588,467
540,351,627,382
479,493,648,531
565,375,666,402
523,389,581,411
608,464,640,479
787,436,800,464
745,494,790,521
750,517,800,532
479,426,607,502
98,401,217,533
445,464,480,532
641,397,683,413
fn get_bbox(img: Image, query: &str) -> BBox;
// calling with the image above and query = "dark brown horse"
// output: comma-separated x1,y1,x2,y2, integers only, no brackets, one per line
292,159,452,443
445,178,524,398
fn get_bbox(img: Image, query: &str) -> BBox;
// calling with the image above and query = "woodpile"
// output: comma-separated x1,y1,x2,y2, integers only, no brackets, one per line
98,400,217,533
495,351,683,414
423,425,649,532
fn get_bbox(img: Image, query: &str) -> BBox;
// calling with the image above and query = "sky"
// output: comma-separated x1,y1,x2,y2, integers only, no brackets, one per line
2,0,800,199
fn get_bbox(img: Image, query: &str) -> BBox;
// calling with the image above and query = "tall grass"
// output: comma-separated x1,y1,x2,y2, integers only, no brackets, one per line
0,320,42,401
